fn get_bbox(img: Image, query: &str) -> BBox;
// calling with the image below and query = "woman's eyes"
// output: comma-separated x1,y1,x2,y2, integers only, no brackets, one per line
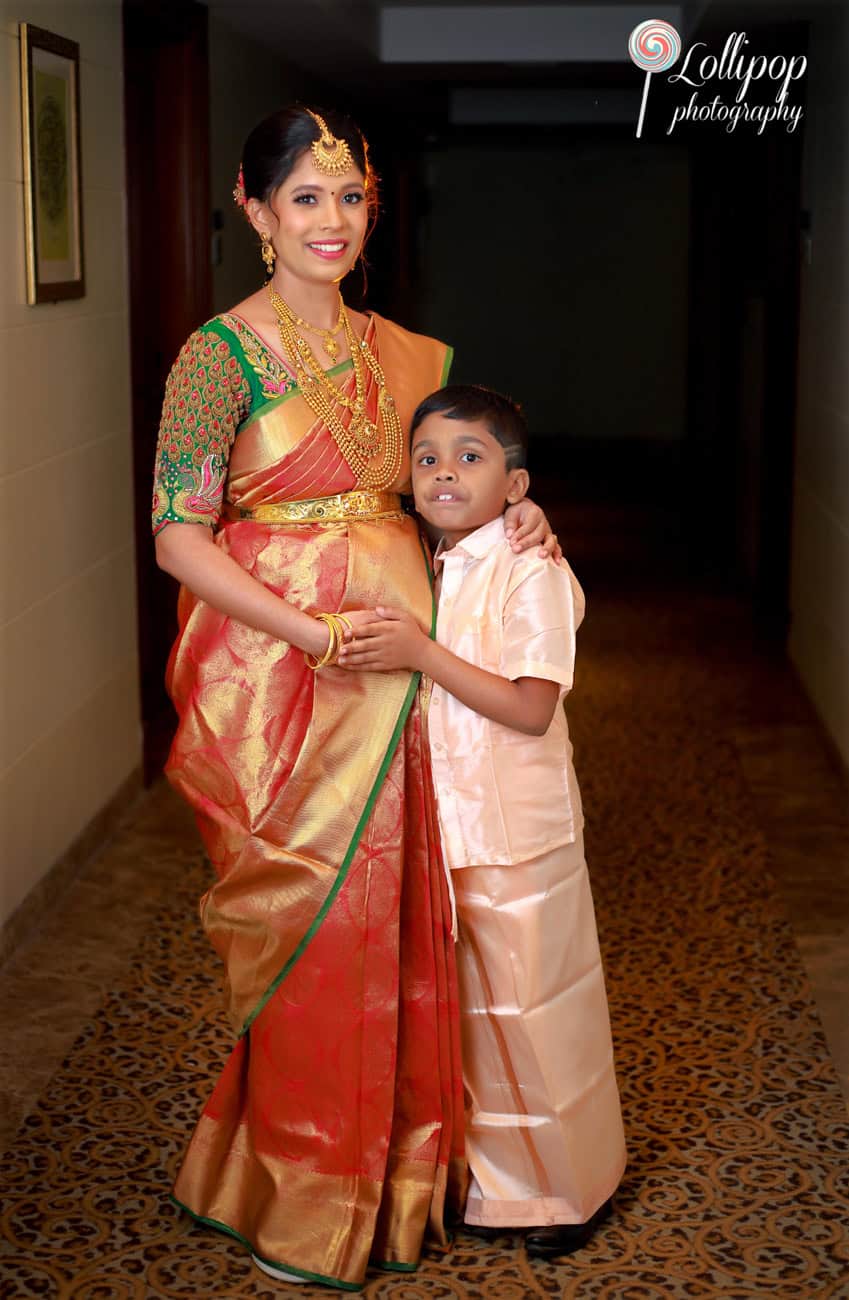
293,193,364,205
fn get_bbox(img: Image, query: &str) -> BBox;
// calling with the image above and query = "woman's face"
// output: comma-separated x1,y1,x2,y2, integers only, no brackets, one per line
254,148,369,287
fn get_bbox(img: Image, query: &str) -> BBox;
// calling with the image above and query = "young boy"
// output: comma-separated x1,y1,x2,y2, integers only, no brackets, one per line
339,385,626,1259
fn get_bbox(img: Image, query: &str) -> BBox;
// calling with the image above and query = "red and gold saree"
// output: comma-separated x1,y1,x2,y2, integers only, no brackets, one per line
152,312,465,1289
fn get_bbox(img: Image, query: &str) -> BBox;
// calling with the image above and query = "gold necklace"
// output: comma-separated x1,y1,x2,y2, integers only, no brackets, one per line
267,284,403,488
278,294,345,362
270,286,374,450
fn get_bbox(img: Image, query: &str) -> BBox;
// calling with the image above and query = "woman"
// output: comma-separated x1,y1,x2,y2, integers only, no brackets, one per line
153,106,555,1290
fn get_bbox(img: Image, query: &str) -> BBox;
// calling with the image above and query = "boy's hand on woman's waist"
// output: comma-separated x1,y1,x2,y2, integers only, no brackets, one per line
336,609,382,639
337,607,426,673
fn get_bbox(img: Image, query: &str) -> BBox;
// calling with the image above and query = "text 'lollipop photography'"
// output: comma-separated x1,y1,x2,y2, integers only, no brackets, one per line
628,22,808,137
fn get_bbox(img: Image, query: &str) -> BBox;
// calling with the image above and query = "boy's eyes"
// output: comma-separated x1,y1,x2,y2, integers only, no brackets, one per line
415,452,481,465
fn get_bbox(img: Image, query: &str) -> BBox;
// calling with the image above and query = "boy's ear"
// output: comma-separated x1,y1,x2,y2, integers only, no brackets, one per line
506,468,530,504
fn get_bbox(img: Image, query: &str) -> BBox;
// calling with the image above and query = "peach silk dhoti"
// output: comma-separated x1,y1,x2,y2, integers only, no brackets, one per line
454,835,627,1228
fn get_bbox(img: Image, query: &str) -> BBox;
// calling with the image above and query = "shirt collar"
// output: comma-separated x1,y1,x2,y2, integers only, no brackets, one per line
432,516,507,571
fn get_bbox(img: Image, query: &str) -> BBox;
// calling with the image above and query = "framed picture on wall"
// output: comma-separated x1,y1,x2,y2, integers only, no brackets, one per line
19,23,85,304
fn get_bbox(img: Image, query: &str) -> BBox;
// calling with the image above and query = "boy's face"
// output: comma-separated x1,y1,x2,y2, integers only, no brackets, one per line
411,413,529,547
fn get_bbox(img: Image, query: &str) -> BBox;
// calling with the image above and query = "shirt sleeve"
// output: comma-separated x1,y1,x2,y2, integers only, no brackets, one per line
151,327,252,535
501,557,585,690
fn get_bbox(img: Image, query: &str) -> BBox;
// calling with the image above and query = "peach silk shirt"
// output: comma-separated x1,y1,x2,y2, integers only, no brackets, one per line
429,515,586,870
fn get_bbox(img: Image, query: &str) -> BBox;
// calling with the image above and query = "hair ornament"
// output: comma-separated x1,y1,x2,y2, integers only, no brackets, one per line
230,165,247,215
307,109,354,177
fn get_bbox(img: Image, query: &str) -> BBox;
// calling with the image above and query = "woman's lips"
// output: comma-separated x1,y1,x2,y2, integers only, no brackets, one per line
307,240,349,261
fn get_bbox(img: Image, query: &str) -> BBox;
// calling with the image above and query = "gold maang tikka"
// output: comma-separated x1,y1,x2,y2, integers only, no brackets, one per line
307,109,354,177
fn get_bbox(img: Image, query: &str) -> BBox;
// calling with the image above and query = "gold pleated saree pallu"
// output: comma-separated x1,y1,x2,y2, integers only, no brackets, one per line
164,313,465,1290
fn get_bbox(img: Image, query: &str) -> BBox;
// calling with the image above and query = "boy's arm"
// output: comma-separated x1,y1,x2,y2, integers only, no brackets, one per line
423,638,559,736
337,608,559,737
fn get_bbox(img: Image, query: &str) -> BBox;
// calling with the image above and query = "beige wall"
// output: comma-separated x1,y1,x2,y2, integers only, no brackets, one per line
0,0,140,929
790,3,849,769
208,13,314,314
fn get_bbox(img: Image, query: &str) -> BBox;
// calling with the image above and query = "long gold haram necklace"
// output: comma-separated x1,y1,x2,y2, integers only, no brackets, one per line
270,287,382,465
268,284,403,488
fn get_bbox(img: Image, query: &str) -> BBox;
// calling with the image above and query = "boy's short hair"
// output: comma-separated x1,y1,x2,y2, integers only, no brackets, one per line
410,384,528,470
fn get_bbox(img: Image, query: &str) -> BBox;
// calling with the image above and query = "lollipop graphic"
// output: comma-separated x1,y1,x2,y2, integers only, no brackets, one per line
628,19,682,138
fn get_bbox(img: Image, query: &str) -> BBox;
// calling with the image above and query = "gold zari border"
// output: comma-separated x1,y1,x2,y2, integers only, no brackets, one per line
173,1112,460,1286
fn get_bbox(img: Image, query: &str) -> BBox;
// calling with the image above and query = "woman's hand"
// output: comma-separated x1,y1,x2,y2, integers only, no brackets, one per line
337,607,428,672
503,498,562,561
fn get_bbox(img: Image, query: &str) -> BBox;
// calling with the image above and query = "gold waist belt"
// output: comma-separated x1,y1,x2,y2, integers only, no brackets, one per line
224,489,404,525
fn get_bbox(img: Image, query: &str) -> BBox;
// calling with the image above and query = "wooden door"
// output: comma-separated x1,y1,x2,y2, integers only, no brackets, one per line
124,0,212,780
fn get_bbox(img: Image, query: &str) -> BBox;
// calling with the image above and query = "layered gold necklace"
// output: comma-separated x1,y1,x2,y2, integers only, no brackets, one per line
268,284,402,489
281,296,345,362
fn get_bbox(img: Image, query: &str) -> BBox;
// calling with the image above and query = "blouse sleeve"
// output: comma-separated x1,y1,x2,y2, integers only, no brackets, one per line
151,326,252,534
500,558,586,692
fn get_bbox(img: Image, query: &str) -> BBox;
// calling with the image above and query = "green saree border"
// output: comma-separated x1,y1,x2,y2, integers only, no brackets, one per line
420,529,437,617
238,354,354,434
240,665,423,1038
440,344,454,387
208,313,355,435
170,1195,364,1292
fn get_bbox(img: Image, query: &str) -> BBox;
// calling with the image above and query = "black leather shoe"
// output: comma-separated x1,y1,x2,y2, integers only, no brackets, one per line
525,1197,613,1259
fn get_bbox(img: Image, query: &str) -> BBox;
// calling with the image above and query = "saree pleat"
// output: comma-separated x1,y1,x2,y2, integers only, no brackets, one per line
161,313,465,1288
172,703,465,1285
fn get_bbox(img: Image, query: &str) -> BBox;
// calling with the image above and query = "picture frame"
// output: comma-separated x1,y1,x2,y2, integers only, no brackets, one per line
19,23,85,304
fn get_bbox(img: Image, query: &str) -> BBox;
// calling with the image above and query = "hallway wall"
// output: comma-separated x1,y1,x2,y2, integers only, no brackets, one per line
791,1,849,769
0,0,139,930
208,14,314,315
415,139,689,443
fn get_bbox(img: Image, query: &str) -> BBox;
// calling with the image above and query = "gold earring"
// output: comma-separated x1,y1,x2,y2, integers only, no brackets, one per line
260,231,276,273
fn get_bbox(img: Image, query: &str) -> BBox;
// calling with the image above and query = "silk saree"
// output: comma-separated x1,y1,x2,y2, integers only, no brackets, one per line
152,312,465,1289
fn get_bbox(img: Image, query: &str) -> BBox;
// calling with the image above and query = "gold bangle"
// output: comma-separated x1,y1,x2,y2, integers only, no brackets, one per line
327,613,352,661
333,613,356,656
326,614,346,665
304,613,340,670
335,613,354,648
